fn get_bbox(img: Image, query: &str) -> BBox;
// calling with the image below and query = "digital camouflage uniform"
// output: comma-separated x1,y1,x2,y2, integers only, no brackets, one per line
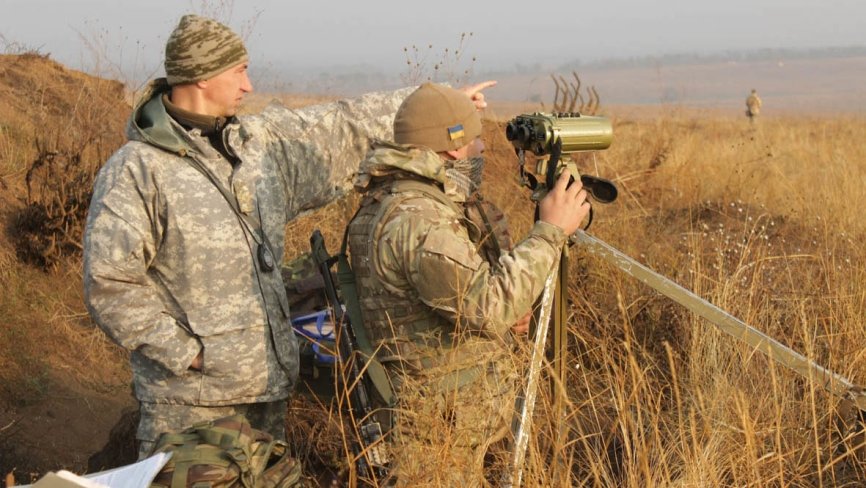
83,78,411,457
347,141,568,486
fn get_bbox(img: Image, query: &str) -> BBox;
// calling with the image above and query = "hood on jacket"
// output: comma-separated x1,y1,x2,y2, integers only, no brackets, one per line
355,140,470,202
125,78,194,155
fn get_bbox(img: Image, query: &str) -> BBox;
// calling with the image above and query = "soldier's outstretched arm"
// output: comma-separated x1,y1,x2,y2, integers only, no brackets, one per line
251,87,414,220
251,81,497,222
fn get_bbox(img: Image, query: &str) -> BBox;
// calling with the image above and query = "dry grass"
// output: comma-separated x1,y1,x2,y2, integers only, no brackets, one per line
505,113,866,487
0,258,130,404
2,51,866,485
0,55,130,406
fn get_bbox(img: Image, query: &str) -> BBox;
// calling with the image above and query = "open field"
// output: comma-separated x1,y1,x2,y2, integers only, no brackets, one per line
2,53,866,486
486,56,866,116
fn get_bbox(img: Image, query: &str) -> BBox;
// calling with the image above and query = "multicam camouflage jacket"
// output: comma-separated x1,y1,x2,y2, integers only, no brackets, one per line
347,141,568,372
83,79,411,406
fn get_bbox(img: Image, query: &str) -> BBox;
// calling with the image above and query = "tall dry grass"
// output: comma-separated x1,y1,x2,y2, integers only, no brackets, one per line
493,113,866,487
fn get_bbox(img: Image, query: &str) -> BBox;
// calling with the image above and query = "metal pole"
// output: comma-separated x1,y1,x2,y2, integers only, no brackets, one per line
572,230,866,410
507,259,560,488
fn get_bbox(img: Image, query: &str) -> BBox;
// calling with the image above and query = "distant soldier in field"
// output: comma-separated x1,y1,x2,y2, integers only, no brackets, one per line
746,89,762,123
81,14,494,460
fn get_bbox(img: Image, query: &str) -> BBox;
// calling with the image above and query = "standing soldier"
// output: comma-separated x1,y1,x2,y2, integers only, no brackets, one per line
746,88,763,123
82,15,493,459
347,83,590,485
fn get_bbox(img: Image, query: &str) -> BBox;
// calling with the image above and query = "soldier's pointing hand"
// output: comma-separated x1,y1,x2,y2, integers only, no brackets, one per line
459,80,497,110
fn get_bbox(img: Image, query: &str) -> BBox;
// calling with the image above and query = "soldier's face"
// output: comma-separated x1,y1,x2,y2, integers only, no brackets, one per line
452,137,485,159
200,62,254,117
467,137,485,158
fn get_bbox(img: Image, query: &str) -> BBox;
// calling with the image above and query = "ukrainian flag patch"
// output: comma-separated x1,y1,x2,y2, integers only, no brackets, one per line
447,124,465,140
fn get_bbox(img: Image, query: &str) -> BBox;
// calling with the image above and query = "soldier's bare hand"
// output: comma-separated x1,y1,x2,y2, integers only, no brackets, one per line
459,80,497,110
511,312,531,335
189,350,203,371
538,169,590,236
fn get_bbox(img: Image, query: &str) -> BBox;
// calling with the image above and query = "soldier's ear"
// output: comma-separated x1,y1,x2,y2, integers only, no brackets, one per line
443,146,467,160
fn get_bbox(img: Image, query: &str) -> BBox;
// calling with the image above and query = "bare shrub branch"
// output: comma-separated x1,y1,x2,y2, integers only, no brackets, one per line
401,32,477,86
549,70,602,115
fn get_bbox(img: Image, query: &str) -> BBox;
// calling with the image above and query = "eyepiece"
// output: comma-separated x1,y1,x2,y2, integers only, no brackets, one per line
505,122,518,141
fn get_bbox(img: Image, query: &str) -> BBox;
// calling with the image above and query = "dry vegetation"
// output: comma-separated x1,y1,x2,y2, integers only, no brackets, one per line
2,52,866,486
480,112,866,487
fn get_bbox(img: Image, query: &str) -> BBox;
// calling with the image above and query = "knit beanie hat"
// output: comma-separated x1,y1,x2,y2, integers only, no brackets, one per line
164,14,249,86
394,83,482,152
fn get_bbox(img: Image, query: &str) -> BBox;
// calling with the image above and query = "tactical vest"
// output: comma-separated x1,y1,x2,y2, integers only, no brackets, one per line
347,176,511,366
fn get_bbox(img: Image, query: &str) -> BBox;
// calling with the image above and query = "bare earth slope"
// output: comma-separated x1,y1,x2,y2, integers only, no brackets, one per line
0,54,134,485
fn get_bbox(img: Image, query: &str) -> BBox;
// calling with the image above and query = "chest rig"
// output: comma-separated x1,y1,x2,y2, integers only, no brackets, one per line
347,175,512,363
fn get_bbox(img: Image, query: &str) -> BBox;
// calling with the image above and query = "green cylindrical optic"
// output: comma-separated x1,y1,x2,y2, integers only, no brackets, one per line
506,112,613,155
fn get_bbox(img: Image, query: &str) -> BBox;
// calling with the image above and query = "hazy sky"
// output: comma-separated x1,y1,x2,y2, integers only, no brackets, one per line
1,0,864,80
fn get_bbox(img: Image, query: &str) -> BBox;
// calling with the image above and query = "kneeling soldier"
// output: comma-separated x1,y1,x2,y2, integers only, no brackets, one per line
347,83,590,485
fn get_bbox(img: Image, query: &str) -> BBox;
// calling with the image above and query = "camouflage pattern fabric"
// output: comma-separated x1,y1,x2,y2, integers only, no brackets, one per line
348,142,567,486
137,400,287,460
164,14,249,86
281,252,327,317
148,413,304,487
390,358,518,487
465,195,514,266
83,78,412,422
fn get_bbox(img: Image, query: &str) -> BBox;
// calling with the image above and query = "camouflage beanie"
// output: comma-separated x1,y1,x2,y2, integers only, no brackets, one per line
394,83,481,152
164,14,248,86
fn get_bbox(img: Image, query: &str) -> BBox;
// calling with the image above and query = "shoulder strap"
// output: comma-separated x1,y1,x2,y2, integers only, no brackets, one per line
337,223,396,407
182,154,266,247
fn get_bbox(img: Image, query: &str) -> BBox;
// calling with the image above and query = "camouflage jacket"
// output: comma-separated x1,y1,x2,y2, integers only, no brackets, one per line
83,79,411,406
348,142,567,373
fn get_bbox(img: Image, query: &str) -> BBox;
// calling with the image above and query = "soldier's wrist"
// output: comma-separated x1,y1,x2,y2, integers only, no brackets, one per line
531,221,568,246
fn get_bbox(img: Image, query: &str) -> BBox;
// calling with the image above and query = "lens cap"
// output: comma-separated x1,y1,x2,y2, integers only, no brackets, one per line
580,175,618,204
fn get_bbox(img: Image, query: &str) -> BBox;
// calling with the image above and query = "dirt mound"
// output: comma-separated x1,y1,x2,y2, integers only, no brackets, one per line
0,54,134,485
0,54,129,269
0,54,126,141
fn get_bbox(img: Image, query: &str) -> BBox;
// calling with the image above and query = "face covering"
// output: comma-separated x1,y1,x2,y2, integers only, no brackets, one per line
445,156,485,197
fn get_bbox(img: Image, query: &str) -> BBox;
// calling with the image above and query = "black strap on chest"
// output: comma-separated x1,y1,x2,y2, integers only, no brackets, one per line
181,154,277,273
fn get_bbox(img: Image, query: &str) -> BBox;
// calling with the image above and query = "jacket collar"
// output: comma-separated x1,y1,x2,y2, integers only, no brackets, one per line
355,140,470,203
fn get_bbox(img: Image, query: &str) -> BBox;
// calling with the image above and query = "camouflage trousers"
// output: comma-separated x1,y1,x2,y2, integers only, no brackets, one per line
387,358,518,487
136,399,288,459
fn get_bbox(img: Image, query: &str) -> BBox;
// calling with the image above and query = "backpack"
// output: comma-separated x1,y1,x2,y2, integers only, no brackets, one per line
149,414,304,488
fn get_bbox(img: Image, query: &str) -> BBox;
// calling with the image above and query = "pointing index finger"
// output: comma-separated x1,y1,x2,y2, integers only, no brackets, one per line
461,80,498,97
